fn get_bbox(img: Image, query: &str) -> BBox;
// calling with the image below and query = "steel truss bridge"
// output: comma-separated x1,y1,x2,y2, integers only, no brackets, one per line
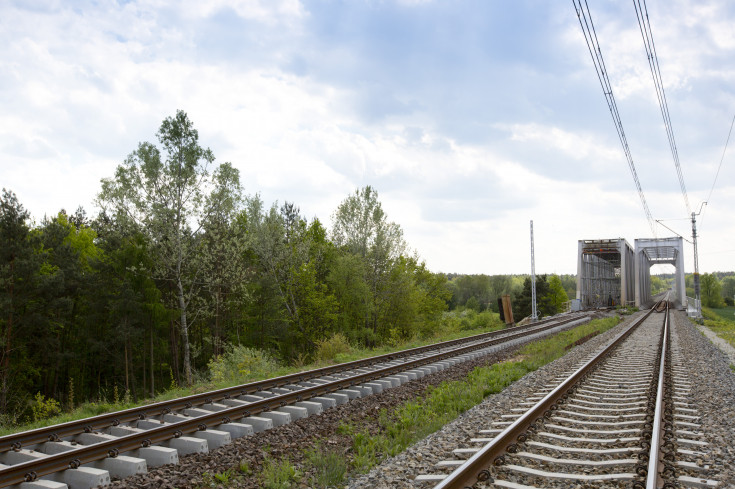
576,237,685,308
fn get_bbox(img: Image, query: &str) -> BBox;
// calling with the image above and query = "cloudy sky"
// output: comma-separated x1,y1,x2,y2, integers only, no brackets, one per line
2,0,734,275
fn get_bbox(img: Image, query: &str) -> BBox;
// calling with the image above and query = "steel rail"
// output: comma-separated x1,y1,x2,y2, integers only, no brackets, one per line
644,300,669,489
0,314,591,487
0,312,588,455
433,303,661,489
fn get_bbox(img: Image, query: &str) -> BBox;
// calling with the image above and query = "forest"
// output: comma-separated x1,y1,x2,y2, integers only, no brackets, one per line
4,110,710,427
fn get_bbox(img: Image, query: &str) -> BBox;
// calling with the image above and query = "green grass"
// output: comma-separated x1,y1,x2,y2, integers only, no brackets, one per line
261,455,300,489
346,316,621,473
0,312,504,435
303,443,349,488
702,307,735,349
706,305,735,322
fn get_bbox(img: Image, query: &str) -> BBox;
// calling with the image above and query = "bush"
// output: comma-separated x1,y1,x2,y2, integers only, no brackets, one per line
347,327,380,348
208,345,280,384
30,393,61,422
315,333,352,363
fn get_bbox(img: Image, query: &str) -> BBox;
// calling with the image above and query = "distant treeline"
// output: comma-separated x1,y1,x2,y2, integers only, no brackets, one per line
653,272,735,307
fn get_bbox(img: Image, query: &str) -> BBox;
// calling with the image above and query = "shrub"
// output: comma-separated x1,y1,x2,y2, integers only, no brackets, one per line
315,333,352,363
208,345,280,384
30,393,61,422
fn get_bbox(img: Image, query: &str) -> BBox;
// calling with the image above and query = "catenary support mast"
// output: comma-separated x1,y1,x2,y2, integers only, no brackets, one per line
530,220,538,321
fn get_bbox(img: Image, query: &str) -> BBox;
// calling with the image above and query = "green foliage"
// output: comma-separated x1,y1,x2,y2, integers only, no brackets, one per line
315,333,352,363
304,444,348,487
702,307,735,349
208,345,280,385
30,392,61,422
441,309,504,333
722,276,735,302
261,456,300,489
701,273,725,308
650,275,673,295
547,275,569,313
513,275,551,319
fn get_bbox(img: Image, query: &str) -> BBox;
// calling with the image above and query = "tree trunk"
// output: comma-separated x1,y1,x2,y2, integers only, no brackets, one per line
150,323,155,397
128,336,137,402
123,326,129,394
169,317,180,386
178,277,193,385
0,260,13,412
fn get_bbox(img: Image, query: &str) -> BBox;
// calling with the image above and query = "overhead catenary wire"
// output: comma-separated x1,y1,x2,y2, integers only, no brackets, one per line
573,0,656,236
633,0,690,216
699,113,735,229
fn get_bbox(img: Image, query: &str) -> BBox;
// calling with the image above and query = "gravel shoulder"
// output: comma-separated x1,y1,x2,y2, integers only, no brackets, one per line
674,311,735,487
696,323,735,366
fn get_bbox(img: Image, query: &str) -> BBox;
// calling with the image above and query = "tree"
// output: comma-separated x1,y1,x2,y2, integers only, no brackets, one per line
331,186,406,332
0,189,40,413
513,275,551,319
98,110,223,385
546,275,569,314
196,163,247,358
721,276,735,304
700,273,724,308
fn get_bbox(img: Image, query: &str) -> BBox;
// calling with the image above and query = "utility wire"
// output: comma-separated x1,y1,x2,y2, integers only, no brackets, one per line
699,113,735,228
633,0,690,215
573,0,656,236
706,114,735,206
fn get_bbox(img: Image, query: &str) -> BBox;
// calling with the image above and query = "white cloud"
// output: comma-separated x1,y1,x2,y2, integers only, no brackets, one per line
1,0,734,276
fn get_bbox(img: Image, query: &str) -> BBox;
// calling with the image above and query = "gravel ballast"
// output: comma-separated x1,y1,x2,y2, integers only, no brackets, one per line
345,310,735,488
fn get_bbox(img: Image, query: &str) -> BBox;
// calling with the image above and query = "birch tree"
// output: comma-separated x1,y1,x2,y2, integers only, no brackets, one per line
98,110,219,385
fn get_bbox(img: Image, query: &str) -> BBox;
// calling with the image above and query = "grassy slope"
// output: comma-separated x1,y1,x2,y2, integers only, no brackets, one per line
702,306,735,350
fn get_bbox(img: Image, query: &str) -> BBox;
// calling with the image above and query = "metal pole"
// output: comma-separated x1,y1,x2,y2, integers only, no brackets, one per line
530,220,538,321
691,211,702,319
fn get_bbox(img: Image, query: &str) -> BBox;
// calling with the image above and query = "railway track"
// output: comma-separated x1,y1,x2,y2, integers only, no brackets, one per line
0,312,593,489
417,299,719,488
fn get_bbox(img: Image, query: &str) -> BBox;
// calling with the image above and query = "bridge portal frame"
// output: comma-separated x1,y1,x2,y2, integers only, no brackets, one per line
576,238,635,308
634,237,685,308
